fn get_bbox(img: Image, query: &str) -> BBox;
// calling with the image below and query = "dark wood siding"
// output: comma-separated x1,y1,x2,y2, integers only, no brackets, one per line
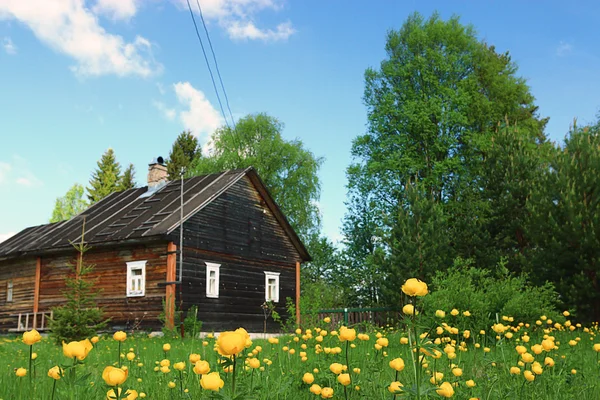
180,247,295,332
0,257,36,331
38,242,168,330
180,176,301,264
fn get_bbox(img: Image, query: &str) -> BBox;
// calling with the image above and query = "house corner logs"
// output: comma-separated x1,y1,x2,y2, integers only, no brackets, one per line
166,242,177,330
296,261,300,326
33,256,41,329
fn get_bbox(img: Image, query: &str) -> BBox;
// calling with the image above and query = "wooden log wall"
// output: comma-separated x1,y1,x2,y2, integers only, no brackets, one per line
38,242,168,330
179,247,296,332
0,257,37,331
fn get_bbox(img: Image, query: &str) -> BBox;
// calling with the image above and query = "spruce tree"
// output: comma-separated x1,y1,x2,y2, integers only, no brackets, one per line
167,131,199,180
118,163,137,191
87,148,121,204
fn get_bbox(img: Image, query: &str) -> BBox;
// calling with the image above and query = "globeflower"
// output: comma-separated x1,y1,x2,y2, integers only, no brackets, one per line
435,310,446,318
113,331,127,342
389,358,405,372
389,381,403,394
436,382,454,398
48,366,62,380
401,278,428,297
15,368,27,377
309,384,322,395
337,373,351,386
217,331,246,356
320,387,334,398
338,326,356,342
200,372,224,392
402,304,416,315
302,373,314,384
63,339,93,361
22,329,42,346
193,360,210,375
102,366,128,386
329,363,344,375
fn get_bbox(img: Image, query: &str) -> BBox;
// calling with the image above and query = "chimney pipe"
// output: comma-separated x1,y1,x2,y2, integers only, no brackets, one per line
147,156,167,188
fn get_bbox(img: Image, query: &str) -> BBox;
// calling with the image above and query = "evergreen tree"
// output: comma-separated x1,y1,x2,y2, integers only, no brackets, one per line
118,163,137,191
50,183,88,223
87,148,121,204
167,131,199,180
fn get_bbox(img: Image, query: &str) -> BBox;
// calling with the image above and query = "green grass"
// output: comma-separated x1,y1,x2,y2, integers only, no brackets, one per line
1,319,600,399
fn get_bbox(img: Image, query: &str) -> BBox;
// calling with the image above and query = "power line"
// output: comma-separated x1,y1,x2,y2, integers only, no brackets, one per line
185,0,231,130
195,0,237,131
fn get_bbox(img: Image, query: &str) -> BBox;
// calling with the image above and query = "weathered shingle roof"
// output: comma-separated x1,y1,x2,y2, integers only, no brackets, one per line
0,168,310,261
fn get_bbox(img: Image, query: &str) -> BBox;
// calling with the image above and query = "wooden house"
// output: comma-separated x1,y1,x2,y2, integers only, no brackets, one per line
0,160,310,333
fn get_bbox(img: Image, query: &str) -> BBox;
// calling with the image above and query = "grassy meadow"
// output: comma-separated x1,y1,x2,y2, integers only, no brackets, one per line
2,281,600,400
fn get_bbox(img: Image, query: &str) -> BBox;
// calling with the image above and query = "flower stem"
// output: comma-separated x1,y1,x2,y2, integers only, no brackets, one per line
231,355,237,396
118,341,122,367
28,345,32,383
51,379,56,400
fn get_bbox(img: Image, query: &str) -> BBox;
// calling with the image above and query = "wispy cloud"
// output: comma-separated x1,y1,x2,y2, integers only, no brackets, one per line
2,36,17,54
93,0,138,20
175,0,296,42
173,81,223,138
0,0,161,77
153,100,176,120
556,41,573,57
0,156,42,188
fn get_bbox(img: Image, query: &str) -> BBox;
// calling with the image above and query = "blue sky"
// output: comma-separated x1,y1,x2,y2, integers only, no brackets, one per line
1,0,599,244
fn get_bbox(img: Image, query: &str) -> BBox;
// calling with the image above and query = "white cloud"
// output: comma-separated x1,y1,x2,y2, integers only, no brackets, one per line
176,0,295,42
0,0,161,77
173,81,223,138
226,20,294,41
153,100,177,120
2,36,16,54
0,162,11,184
93,0,137,20
0,232,15,243
556,41,573,57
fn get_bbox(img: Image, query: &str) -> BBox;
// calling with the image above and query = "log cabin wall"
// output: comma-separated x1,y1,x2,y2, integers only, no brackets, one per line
38,242,168,330
174,176,302,332
0,257,37,331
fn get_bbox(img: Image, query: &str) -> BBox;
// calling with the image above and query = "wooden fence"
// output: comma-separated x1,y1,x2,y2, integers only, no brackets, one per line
301,307,400,327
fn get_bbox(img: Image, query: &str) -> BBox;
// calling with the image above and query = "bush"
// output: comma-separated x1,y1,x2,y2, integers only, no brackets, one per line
421,257,562,329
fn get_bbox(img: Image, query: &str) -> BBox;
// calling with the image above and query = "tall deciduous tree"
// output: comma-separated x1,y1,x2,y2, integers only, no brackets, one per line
344,12,547,302
167,131,200,180
50,183,88,223
189,113,323,240
87,148,121,204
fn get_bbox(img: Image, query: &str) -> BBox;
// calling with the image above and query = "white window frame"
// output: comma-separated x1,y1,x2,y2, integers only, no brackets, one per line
264,271,280,303
6,280,13,302
206,262,221,298
126,261,147,297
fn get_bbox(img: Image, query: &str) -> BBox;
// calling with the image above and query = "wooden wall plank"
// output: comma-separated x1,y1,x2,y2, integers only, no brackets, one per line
165,242,176,330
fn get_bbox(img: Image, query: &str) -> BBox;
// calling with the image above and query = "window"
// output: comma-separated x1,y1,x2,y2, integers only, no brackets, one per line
206,262,220,298
6,280,13,302
264,271,280,302
126,261,146,297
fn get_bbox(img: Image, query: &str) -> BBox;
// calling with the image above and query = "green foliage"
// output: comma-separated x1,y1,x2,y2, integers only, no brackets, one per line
118,163,137,191
167,131,200,180
528,117,600,321
183,305,202,338
189,113,323,240
87,148,122,204
422,258,561,329
49,220,107,344
50,183,88,223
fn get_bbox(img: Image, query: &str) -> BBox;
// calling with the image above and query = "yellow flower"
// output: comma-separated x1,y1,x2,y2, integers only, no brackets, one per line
563,310,570,317
338,326,356,342
126,352,136,361
193,360,210,375
436,382,455,398
544,357,555,367
515,345,527,355
388,381,403,394
268,337,279,345
248,358,260,369
389,358,405,372
62,339,93,361
376,337,389,347
302,372,314,384
113,331,127,342
91,336,99,344
168,381,176,389
200,372,225,392
531,362,543,375
320,387,334,398
31,352,38,360
451,367,462,377
15,368,27,377
402,304,415,315
216,331,246,356
310,384,322,395
466,379,475,388
435,310,446,318
401,278,428,297
430,372,444,384
173,362,185,371
189,353,201,363
463,311,471,317
22,329,42,346
510,366,520,375
48,366,62,380
337,373,351,386
541,339,554,351
329,363,343,375
521,353,534,363
323,317,331,323
531,344,543,355
163,343,171,352
451,309,459,316
102,366,128,386
235,327,253,348
524,370,535,382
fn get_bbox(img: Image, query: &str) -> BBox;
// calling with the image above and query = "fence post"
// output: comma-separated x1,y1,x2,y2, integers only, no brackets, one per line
344,308,348,325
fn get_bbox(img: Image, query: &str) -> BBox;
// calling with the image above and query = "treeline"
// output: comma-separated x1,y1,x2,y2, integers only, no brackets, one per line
50,12,600,322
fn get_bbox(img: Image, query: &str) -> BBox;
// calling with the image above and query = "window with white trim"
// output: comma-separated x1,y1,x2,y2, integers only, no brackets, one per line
206,262,220,298
6,280,13,302
264,271,280,302
126,261,146,297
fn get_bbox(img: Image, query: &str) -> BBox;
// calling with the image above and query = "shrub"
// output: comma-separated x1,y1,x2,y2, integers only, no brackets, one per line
421,257,561,329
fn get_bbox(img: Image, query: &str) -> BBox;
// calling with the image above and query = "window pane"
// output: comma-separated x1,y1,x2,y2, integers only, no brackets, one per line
132,268,142,276
209,270,216,278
